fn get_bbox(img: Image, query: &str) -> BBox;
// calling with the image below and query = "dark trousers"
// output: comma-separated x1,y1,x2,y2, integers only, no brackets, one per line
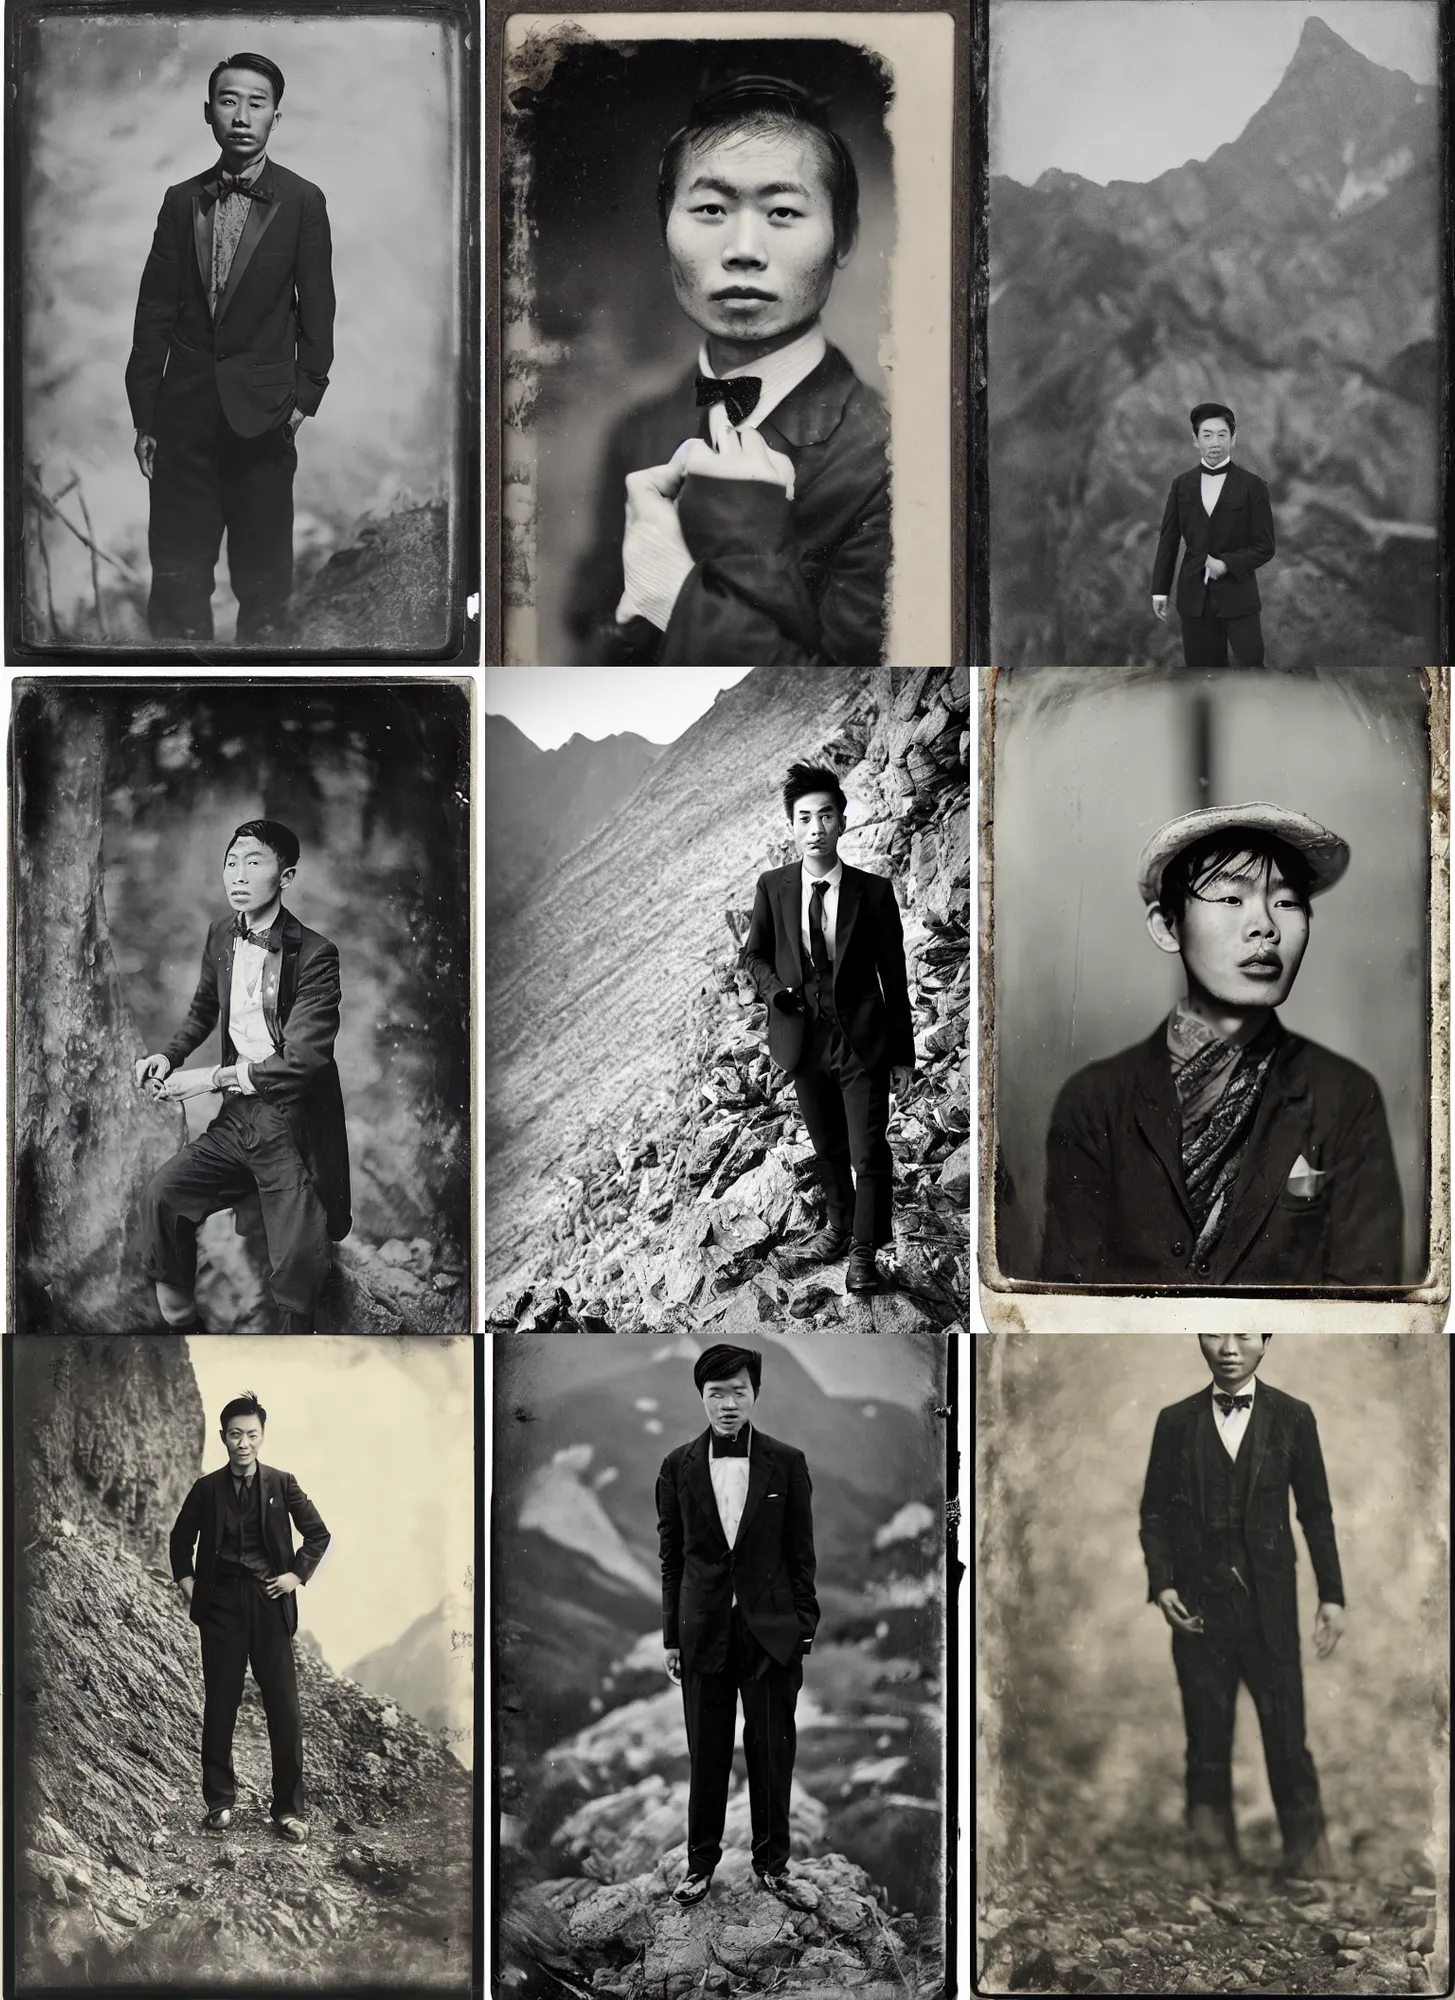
792,1006,893,1247
1179,610,1266,667
199,1572,304,1819
1171,1581,1323,1852
142,1098,330,1324
682,1609,803,1877
149,365,296,642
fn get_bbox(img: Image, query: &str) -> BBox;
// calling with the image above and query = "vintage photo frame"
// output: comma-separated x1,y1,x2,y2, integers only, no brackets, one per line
485,0,972,667
977,666,1451,1333
5,0,480,663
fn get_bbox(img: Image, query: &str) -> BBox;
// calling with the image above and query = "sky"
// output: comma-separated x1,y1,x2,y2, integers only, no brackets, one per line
186,1336,475,1686
991,0,1437,185
484,668,752,750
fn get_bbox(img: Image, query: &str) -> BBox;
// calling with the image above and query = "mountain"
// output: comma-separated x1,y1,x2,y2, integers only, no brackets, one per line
346,1594,474,1766
485,715,665,918
990,17,1439,666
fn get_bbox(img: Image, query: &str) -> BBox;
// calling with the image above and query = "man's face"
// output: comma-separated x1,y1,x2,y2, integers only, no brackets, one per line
206,67,280,162
1198,1332,1268,1391
791,791,845,869
1150,856,1310,1009
223,836,292,919
1196,419,1233,467
222,1415,264,1467
701,1367,756,1436
665,125,845,347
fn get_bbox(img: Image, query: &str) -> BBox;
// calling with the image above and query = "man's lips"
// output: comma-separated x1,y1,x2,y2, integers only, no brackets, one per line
712,289,775,302
1239,954,1281,974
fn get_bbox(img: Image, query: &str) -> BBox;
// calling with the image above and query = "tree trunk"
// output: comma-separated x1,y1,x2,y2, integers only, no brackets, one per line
13,687,186,1332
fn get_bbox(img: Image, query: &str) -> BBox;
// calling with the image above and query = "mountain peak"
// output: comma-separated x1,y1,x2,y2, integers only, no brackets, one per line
1294,13,1356,59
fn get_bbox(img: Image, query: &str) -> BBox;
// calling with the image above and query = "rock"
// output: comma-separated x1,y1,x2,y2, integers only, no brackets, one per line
1209,1897,1243,1924
935,1140,973,1204
566,1882,653,1950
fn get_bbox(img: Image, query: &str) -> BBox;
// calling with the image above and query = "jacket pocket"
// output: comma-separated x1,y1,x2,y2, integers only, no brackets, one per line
250,361,296,383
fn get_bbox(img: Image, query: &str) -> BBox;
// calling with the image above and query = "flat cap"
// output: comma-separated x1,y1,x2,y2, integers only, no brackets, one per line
1137,802,1350,907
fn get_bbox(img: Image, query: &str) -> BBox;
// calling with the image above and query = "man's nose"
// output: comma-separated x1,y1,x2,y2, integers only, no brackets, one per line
722,217,767,266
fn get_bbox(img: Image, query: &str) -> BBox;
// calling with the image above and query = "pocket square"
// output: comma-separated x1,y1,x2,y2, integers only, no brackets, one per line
1285,1153,1326,1201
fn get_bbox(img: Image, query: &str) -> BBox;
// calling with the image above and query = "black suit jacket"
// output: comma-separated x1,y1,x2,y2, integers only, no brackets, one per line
126,158,335,440
1140,1383,1344,1660
163,905,352,1240
1151,463,1275,619
1042,1018,1402,1287
170,1461,331,1638
657,1427,819,1676
567,345,889,666
743,862,915,1077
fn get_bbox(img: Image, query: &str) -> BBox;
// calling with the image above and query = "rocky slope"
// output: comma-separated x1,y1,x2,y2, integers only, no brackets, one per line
486,668,970,1334
990,17,1439,666
486,718,666,920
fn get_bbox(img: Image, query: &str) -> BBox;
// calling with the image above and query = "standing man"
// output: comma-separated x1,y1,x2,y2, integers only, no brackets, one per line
126,52,334,645
657,1344,819,1908
744,762,915,1293
170,1392,332,1843
1041,803,1402,1287
134,819,352,1334
567,75,890,665
1151,403,1275,667
1139,1334,1344,1877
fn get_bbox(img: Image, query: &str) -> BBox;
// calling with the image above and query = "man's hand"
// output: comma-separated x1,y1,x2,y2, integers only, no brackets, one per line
134,1052,173,1093
1313,1602,1345,1659
158,1068,220,1101
670,429,795,498
265,1571,300,1599
619,463,696,630
286,408,306,438
1157,1587,1204,1635
1152,594,1169,623
177,1575,195,1605
212,1064,244,1095
134,431,157,480
1204,556,1228,581
664,1648,682,1685
890,1064,914,1098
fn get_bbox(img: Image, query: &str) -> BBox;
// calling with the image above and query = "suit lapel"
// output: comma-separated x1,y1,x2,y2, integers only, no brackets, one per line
218,921,237,1056
733,1432,774,1551
1243,1386,1273,1496
686,1432,728,1551
832,867,862,991
211,1464,230,1552
780,866,805,987
215,171,282,327
1211,1036,1308,1280
1191,1395,1214,1525
1131,1029,1193,1220
264,908,296,1043
192,190,212,301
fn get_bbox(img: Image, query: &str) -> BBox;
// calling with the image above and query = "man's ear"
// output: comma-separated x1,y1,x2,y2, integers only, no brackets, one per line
279,866,296,891
1146,904,1182,957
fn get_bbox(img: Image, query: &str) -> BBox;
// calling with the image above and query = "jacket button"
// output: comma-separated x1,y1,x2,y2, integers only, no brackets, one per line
1195,1258,1211,1274
1171,1240,1185,1257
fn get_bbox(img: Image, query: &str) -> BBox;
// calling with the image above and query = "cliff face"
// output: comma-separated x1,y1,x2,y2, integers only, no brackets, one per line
487,668,970,1334
990,17,1439,666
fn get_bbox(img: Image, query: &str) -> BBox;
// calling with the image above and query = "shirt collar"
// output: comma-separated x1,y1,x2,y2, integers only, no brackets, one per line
697,322,828,431
1200,460,1230,476
1211,1375,1258,1410
216,151,268,188
804,859,844,894
231,1462,257,1484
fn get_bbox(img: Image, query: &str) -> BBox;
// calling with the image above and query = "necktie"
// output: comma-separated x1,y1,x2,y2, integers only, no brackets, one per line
711,1429,750,1459
809,880,830,975
1215,1393,1252,1415
696,374,762,427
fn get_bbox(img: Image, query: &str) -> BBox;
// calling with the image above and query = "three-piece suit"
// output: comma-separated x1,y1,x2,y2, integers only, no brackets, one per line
170,1461,331,1821
657,1426,819,1877
567,345,889,665
1041,1019,1403,1286
1139,1381,1343,1859
125,156,335,641
141,905,352,1327
1151,461,1276,667
744,861,915,1249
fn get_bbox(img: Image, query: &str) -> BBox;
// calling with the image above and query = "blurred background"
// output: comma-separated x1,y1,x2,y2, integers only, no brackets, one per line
18,15,462,645
504,36,894,666
991,667,1431,1281
978,1332,1448,1886
494,1330,946,1922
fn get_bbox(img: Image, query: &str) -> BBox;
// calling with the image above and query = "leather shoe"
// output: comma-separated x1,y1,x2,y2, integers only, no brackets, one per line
845,1247,879,1292
758,1870,816,1911
797,1228,851,1264
672,1870,713,1905
1187,1803,1240,1868
204,1808,233,1831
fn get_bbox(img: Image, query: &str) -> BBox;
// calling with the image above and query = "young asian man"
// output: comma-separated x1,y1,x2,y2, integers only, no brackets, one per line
1041,803,1402,1287
657,1344,819,1909
1139,1333,1344,1877
567,76,890,666
743,762,915,1293
135,819,351,1333
125,52,334,645
1151,403,1276,667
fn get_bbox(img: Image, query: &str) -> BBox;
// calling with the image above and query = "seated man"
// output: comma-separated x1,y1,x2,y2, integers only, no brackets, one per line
1042,803,1402,1287
567,75,889,666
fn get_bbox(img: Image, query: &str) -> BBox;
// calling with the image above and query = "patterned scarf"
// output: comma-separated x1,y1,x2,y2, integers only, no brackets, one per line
1169,1005,1279,1256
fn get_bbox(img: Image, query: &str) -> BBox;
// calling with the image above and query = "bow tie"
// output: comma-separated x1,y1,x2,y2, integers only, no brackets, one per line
234,917,275,949
206,174,269,209
1215,1393,1252,1415
1201,462,1230,476
696,374,761,427
710,1429,750,1459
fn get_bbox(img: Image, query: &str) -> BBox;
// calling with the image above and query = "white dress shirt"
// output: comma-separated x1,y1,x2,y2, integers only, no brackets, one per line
226,904,280,1091
709,1425,752,1605
800,860,843,969
1200,465,1228,516
1211,1371,1257,1459
696,322,828,448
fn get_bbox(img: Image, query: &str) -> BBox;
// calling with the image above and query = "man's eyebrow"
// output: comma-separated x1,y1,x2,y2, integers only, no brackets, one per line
685,175,812,200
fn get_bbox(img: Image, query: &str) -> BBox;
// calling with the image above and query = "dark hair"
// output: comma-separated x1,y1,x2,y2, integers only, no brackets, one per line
657,76,860,259
694,1344,763,1394
1190,401,1236,436
783,761,847,821
209,52,285,107
1157,832,1314,924
226,819,300,871
219,1391,268,1432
